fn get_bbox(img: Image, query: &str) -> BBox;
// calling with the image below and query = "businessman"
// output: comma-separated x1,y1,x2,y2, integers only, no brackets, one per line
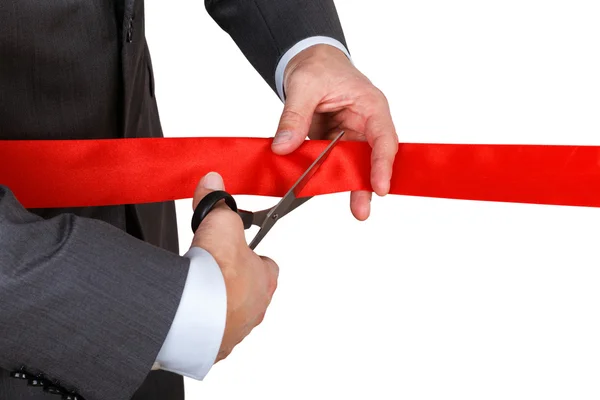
0,1,397,399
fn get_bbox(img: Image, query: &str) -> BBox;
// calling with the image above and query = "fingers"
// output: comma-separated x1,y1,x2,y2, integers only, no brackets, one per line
350,190,372,221
272,81,321,155
365,96,398,196
189,173,280,366
191,171,244,251
215,255,279,364
192,171,226,210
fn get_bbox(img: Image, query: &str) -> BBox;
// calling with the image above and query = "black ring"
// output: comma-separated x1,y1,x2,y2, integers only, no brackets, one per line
191,190,238,233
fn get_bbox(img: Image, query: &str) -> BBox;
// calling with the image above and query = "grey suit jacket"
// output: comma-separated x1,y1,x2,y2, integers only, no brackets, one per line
0,1,346,399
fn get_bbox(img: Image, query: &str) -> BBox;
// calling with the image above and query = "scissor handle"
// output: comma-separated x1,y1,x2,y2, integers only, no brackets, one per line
238,209,254,230
191,190,253,233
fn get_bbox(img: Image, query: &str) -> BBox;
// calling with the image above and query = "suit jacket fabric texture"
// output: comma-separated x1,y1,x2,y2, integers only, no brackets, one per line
0,0,346,399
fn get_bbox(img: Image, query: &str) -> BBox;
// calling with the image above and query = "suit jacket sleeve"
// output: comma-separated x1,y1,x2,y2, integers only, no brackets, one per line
205,0,348,93
0,185,190,400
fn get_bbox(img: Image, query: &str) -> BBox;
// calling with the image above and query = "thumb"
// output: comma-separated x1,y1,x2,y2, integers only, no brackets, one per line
192,171,225,210
271,89,320,155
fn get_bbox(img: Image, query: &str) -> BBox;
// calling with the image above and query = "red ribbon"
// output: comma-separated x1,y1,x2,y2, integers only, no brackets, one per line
1,138,599,209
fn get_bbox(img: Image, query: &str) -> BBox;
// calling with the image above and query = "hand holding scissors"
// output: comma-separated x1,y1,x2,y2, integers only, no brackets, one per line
191,130,345,249
188,131,344,362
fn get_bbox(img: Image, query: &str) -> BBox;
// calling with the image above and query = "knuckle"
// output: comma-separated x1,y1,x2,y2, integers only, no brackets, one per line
268,272,278,290
376,87,389,104
261,256,279,273
280,108,309,125
263,255,278,267
268,275,278,297
367,84,385,100
364,86,388,110
259,256,279,294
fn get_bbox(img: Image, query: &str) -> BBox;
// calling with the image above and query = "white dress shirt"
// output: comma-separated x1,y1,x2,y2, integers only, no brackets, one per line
154,36,351,380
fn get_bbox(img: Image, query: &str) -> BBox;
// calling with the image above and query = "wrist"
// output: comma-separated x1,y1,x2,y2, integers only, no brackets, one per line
289,43,349,65
154,247,227,380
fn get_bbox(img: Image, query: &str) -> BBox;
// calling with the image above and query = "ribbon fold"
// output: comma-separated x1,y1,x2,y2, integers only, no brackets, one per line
1,138,599,209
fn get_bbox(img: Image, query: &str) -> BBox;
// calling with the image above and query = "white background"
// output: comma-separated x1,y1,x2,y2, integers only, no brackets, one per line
145,1,600,399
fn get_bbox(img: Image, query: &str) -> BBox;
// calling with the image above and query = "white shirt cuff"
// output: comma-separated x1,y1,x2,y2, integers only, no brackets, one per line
274,36,352,102
154,247,227,380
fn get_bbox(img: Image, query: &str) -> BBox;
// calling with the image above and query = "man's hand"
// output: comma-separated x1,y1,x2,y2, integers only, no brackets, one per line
192,172,279,361
272,44,398,221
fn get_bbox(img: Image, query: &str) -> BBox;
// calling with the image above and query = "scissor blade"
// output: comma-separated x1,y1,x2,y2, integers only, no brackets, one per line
248,131,345,250
282,196,312,217
290,130,346,197
251,197,312,227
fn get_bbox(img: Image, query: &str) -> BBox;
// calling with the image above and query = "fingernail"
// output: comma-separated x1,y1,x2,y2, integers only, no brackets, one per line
202,172,224,190
272,130,293,145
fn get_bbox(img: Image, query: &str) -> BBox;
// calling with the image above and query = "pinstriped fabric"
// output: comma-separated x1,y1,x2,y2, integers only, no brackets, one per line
0,0,347,399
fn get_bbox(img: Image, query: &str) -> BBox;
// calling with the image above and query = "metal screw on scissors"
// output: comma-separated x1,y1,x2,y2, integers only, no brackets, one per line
191,130,345,250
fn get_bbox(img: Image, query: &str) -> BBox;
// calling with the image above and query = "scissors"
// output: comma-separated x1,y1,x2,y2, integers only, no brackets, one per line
191,130,345,249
